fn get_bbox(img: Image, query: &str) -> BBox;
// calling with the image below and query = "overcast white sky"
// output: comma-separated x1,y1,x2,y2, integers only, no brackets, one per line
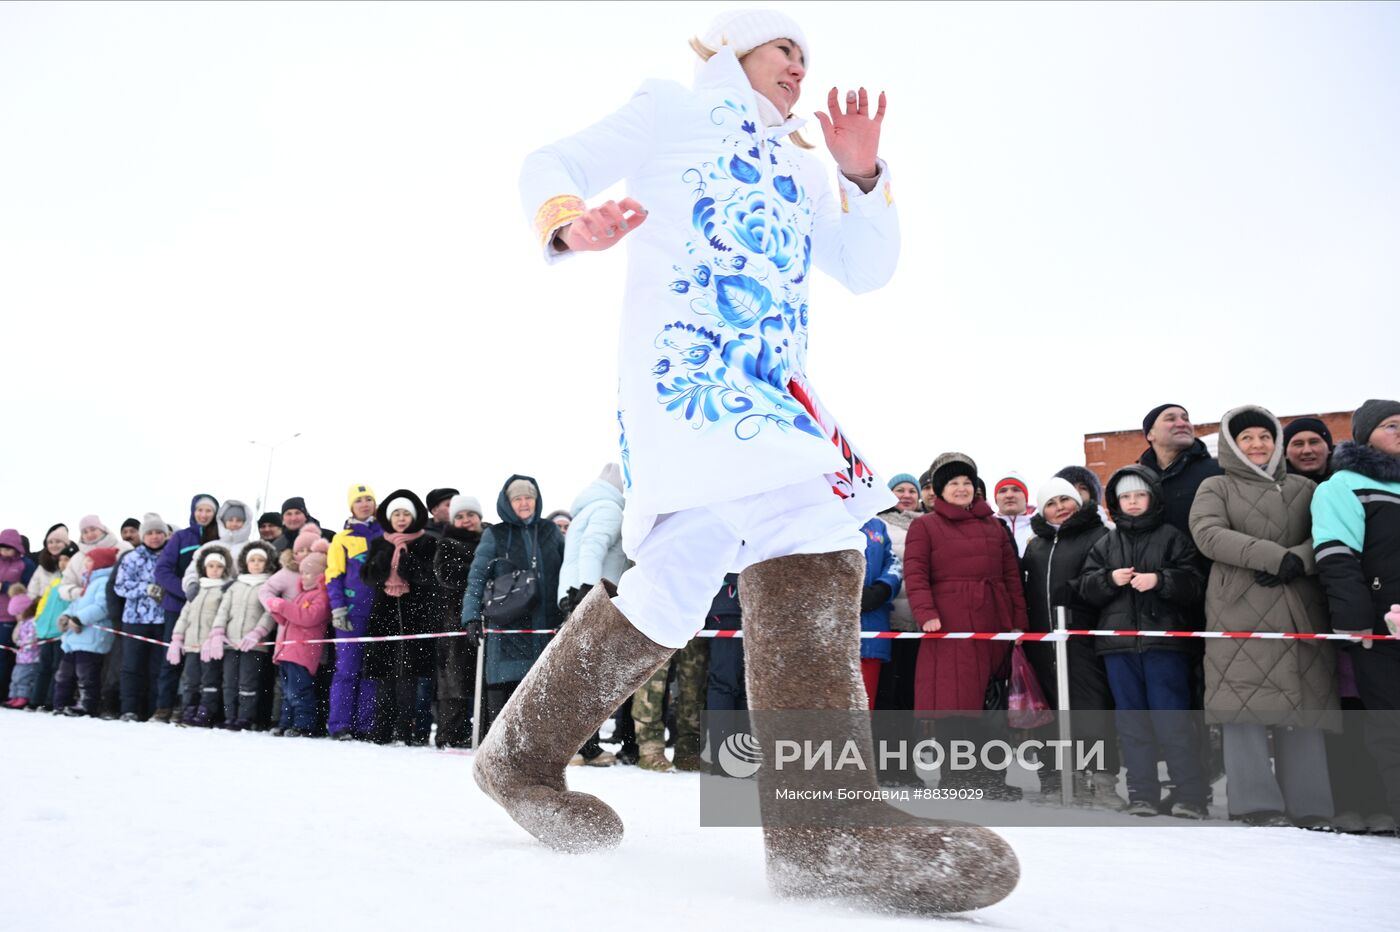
2,1,1396,541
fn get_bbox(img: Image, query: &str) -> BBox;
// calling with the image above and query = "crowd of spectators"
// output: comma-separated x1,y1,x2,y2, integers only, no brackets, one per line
3,399,1398,835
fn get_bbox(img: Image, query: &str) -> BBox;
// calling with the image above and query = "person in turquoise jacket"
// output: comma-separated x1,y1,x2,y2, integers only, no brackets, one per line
54,547,119,716
29,549,75,710
326,483,382,739
1311,399,1400,822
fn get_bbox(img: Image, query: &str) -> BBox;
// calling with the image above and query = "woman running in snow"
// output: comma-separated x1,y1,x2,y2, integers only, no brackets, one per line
478,8,1017,915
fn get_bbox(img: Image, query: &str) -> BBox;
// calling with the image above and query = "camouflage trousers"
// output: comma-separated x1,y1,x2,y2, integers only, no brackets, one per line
631,636,709,747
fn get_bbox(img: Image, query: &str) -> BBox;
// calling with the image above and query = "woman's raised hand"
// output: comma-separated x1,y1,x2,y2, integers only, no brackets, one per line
561,198,648,253
814,87,887,179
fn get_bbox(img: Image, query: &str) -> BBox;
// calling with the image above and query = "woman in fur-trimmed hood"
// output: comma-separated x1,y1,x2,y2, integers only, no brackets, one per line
1190,406,1338,729
361,489,450,744
1190,404,1338,823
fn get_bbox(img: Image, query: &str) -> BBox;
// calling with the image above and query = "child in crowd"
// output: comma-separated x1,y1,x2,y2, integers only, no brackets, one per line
112,514,169,722
167,547,232,727
262,527,328,610
181,500,253,597
0,530,37,701
267,550,331,736
5,589,40,709
54,547,119,716
260,526,328,734
1073,465,1208,818
209,541,277,730
29,542,77,710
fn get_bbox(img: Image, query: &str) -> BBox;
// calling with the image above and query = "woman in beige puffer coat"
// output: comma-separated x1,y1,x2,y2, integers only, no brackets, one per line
1190,404,1339,825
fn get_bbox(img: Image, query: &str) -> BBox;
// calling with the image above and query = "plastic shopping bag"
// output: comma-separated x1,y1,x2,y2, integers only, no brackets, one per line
1008,644,1055,730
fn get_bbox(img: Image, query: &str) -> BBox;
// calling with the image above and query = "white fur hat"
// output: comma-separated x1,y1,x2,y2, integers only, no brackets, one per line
701,9,809,65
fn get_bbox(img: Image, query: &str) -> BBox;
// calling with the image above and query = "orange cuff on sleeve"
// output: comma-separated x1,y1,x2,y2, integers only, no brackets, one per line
534,195,587,247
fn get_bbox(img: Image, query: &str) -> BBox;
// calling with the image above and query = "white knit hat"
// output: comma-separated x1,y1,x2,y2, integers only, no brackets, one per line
701,9,809,65
1036,478,1082,516
1114,474,1152,499
139,512,166,536
598,463,624,492
449,494,483,520
383,497,417,519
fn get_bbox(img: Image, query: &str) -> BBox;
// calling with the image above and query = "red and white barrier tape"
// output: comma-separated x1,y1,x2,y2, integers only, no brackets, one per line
55,624,1400,652
0,636,64,654
93,625,173,647
699,629,1400,642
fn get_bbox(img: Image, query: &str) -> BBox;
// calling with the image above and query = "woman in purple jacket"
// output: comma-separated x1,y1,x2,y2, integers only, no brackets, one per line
152,494,219,716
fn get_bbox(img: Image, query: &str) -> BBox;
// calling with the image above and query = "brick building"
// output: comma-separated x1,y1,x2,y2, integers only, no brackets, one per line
1082,410,1352,489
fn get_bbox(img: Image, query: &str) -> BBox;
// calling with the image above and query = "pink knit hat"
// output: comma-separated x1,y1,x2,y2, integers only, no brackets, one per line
299,552,328,578
293,527,324,554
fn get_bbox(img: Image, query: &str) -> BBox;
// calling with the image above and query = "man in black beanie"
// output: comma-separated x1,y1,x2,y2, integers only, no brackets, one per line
918,469,937,511
1138,403,1220,805
120,517,141,547
1138,403,1221,537
257,512,284,543
1283,416,1335,482
275,496,333,552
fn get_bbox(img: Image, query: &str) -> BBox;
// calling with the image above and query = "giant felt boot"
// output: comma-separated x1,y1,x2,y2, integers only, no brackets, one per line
740,550,1020,914
473,583,675,852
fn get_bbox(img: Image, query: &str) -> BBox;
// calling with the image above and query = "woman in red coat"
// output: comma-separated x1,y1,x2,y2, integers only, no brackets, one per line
906,452,1027,716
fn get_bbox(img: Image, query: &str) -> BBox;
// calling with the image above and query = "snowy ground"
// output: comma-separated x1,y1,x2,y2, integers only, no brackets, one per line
5,713,1397,931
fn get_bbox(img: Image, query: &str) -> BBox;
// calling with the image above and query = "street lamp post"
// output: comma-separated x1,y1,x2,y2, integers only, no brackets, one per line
250,432,302,514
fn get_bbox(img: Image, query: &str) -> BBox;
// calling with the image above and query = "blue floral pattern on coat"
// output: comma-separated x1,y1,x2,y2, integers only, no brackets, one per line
653,99,820,441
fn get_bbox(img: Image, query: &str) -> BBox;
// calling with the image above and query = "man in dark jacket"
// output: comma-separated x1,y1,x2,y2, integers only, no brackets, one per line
424,488,459,538
1137,404,1221,798
274,497,334,552
1137,404,1223,536
120,518,141,548
256,512,283,543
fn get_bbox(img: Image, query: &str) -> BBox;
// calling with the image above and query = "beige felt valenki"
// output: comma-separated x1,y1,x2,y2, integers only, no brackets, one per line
739,549,1021,914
